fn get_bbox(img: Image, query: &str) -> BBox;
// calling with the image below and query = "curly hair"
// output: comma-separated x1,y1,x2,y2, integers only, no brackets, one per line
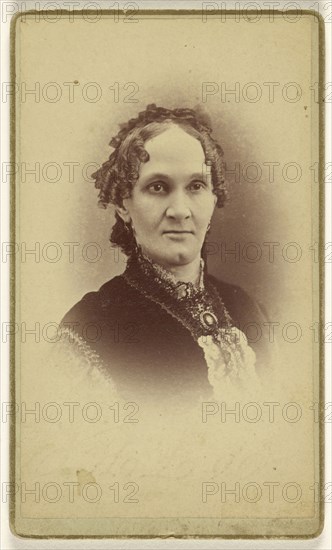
92,104,227,256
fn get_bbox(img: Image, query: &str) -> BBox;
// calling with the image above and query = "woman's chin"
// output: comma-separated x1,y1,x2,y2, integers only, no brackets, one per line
156,248,199,268
140,240,201,268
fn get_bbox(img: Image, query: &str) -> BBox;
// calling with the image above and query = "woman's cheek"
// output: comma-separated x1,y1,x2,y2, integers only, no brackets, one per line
196,196,215,221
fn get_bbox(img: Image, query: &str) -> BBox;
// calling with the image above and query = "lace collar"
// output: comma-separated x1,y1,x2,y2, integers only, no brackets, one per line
130,249,206,300
123,248,233,342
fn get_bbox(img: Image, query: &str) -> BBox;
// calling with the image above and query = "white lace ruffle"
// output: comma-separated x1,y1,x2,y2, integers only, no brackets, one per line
197,327,259,398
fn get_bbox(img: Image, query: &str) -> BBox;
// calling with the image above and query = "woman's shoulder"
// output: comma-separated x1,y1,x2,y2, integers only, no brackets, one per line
207,274,268,327
60,274,129,327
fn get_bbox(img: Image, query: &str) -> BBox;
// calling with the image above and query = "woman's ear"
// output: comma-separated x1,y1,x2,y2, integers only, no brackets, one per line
115,204,131,224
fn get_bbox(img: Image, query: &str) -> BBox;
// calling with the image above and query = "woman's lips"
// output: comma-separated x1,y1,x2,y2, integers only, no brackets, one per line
163,231,194,240
163,230,194,234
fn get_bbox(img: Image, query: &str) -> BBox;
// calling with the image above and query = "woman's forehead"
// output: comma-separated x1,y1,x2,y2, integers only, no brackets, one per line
143,126,205,167
139,128,205,178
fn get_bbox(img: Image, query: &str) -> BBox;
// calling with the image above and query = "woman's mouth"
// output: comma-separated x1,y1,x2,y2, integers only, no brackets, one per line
163,230,194,240
163,230,194,234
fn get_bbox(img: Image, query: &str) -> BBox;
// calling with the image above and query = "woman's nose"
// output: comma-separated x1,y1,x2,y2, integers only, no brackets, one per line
165,191,191,220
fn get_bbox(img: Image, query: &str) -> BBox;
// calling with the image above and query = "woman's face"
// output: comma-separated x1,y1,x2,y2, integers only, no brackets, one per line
120,126,217,269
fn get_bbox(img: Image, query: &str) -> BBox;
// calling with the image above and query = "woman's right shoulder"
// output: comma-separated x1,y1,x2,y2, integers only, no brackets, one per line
60,274,128,327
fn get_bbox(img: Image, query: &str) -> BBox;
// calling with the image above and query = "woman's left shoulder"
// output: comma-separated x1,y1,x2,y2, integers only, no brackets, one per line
207,274,268,327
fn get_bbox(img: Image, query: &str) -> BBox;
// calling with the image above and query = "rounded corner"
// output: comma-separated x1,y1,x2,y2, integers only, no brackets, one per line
10,10,27,33
9,516,26,540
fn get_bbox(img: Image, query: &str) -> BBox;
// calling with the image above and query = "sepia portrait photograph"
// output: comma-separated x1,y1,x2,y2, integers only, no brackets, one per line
7,3,325,541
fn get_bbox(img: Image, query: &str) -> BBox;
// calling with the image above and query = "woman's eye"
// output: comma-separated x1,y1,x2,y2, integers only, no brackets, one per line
147,182,167,193
189,181,205,192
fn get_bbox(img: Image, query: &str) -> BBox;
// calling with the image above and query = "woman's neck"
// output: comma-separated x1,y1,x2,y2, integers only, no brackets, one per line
136,249,203,286
162,257,202,285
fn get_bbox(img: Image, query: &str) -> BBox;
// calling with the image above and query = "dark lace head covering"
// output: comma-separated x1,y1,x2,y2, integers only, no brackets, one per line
91,104,227,256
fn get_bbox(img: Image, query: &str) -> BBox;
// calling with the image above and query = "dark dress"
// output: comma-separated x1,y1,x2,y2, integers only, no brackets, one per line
60,252,271,401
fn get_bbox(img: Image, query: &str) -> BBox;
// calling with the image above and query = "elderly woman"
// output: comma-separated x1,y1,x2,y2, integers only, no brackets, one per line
60,104,269,402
